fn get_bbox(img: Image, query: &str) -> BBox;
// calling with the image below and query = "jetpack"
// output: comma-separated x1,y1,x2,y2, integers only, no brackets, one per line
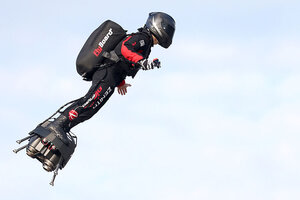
13,99,79,186
76,20,127,81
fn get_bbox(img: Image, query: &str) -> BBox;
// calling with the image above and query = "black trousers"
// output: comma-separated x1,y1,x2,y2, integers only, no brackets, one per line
62,68,117,130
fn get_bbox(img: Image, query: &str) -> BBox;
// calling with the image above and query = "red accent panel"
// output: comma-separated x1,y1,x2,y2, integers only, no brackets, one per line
118,80,126,87
69,110,79,121
121,36,143,63
94,86,103,100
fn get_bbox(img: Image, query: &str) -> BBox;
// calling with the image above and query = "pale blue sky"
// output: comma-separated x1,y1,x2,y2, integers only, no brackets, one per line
1,0,300,200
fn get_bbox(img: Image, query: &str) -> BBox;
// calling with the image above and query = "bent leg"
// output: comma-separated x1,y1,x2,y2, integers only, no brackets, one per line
62,69,116,129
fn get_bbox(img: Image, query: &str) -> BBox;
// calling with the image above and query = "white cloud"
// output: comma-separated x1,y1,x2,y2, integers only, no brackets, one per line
276,75,300,99
166,36,300,74
0,65,89,102
269,40,300,66
157,71,266,96
169,38,240,63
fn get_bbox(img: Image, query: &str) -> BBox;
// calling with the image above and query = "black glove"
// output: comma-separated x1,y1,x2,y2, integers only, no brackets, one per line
139,58,161,70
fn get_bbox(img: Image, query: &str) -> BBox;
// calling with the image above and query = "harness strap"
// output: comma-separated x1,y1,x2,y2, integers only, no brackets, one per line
102,50,120,63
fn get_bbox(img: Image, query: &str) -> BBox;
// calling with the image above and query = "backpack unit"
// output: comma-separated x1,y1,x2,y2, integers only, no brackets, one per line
76,20,127,80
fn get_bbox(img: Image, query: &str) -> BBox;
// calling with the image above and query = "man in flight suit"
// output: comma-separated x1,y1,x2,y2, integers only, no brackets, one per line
42,12,176,145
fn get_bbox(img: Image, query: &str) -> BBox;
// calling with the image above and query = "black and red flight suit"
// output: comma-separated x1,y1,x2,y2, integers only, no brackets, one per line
62,28,154,130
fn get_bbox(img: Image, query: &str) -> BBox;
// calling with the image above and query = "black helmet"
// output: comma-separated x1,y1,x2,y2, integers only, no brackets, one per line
145,12,176,48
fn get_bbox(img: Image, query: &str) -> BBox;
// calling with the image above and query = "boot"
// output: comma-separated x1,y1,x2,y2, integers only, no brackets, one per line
46,115,70,145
